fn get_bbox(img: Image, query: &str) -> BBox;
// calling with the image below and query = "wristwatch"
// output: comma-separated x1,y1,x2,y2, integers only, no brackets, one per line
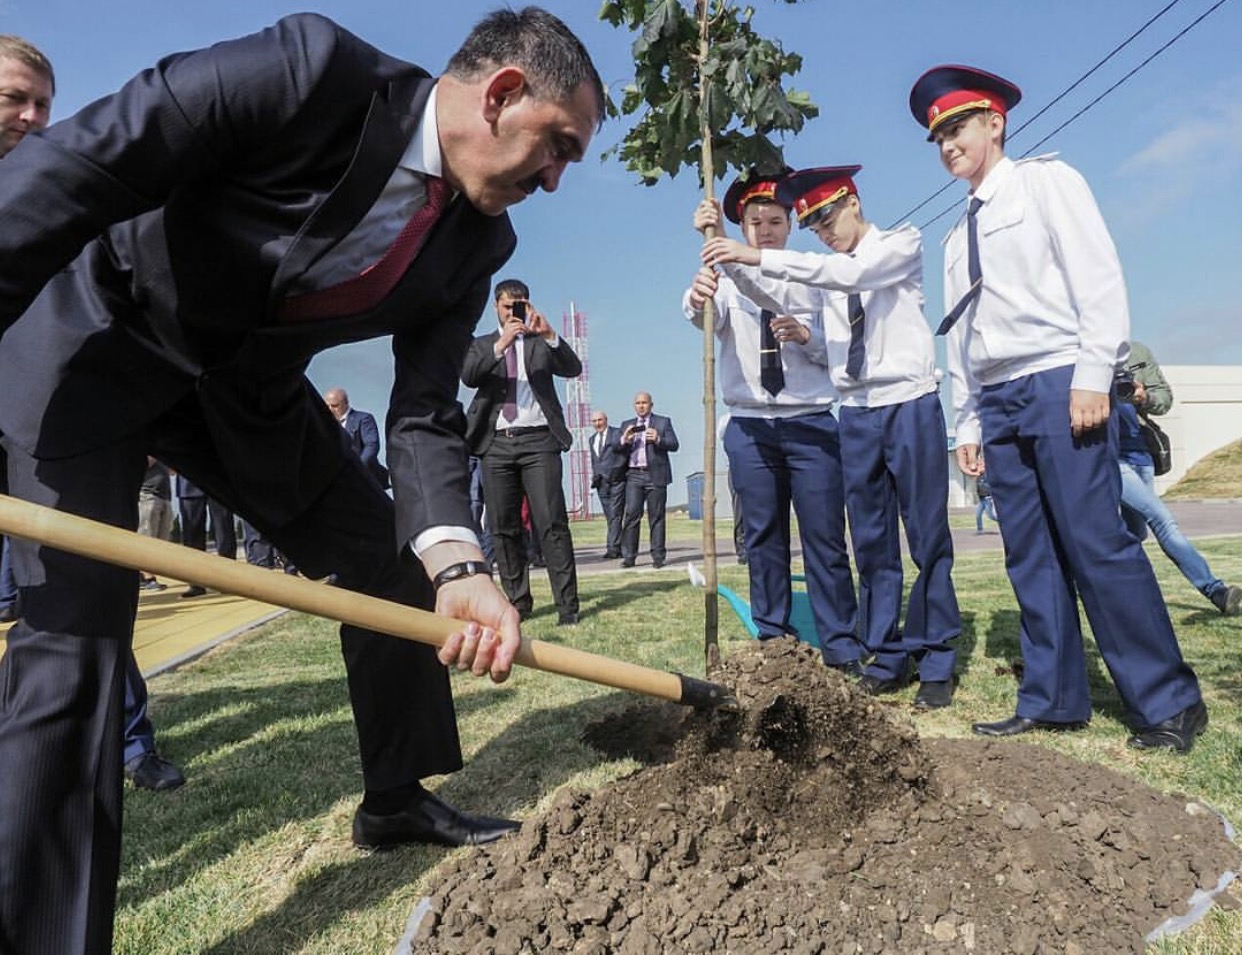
431,560,493,591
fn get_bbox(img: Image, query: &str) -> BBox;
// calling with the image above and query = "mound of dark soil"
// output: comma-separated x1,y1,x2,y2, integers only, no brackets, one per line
416,639,1239,954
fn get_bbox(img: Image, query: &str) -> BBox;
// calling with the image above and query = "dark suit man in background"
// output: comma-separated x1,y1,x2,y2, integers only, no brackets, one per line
589,410,627,559
463,279,582,625
175,474,238,598
619,392,680,568
325,387,390,489
0,11,604,953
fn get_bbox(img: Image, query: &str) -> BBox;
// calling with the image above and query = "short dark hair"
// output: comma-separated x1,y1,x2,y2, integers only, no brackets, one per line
494,278,530,301
446,6,605,130
0,35,55,94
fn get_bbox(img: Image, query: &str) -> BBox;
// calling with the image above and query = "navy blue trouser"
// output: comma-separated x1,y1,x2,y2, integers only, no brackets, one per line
838,392,959,682
980,365,1201,726
724,411,859,665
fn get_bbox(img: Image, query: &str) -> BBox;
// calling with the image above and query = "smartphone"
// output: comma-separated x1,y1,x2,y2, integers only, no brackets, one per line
511,300,528,320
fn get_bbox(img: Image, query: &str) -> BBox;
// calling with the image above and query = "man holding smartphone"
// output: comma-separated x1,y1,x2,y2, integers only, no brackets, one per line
463,279,583,624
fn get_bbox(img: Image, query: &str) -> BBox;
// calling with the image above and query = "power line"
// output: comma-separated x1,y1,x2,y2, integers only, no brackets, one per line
889,0,1201,229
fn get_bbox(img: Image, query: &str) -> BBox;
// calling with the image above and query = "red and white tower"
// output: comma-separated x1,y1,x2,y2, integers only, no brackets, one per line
562,301,593,519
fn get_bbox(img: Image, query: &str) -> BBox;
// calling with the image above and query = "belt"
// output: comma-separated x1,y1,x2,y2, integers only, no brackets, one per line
629,466,649,471
496,425,550,438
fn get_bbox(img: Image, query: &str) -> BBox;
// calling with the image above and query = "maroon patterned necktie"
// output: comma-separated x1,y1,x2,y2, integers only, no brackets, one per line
501,340,520,423
279,176,451,323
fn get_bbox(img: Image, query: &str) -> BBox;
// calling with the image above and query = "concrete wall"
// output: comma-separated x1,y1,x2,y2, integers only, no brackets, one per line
1150,365,1242,494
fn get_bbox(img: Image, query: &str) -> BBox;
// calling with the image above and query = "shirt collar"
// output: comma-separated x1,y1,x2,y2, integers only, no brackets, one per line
969,155,1014,207
398,81,443,179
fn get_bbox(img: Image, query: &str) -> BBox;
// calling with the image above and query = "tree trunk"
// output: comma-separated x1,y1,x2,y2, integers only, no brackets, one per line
696,0,720,672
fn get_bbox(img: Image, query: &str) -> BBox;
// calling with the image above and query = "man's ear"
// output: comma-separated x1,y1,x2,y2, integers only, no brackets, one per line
482,67,528,124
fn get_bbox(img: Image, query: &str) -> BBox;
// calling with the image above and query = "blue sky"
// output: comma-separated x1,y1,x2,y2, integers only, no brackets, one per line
6,0,1240,499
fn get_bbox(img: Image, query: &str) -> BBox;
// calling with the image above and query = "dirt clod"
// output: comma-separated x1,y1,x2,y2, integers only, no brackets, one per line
417,639,1239,953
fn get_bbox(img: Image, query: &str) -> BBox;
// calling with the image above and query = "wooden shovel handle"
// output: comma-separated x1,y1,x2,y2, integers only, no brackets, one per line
0,494,734,709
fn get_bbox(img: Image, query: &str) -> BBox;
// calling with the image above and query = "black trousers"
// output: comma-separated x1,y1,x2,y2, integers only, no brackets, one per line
595,477,625,555
480,429,578,617
0,397,459,955
177,493,237,560
621,468,668,564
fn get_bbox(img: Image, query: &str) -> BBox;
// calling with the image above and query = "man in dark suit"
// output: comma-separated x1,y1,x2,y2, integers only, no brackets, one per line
324,387,389,489
618,392,680,568
463,279,582,625
0,11,604,953
589,410,627,558
174,473,239,597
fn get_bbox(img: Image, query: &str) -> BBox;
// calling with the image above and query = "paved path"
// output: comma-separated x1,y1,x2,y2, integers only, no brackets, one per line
3,500,1238,676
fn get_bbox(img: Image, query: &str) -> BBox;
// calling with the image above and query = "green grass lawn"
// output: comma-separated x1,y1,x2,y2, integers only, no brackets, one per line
117,539,1242,954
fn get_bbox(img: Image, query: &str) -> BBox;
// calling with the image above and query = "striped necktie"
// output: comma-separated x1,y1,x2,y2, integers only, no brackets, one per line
937,196,984,336
845,293,866,379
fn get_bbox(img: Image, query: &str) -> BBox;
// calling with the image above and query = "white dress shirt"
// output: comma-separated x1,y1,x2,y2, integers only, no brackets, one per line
492,332,558,430
681,274,837,419
724,223,939,409
292,84,452,292
286,82,477,558
942,155,1130,447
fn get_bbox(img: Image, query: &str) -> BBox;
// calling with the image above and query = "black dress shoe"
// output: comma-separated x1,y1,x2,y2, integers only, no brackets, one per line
352,791,520,850
620,559,635,568
125,753,186,792
604,550,622,559
0,605,17,623
858,671,911,696
181,585,207,599
557,612,579,626
1127,699,1208,754
972,715,1088,737
914,680,954,709
652,561,666,569
825,659,865,679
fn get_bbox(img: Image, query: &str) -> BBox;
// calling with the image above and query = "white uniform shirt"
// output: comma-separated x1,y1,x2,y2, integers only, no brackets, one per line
724,223,939,409
492,333,556,430
942,155,1130,447
680,275,837,419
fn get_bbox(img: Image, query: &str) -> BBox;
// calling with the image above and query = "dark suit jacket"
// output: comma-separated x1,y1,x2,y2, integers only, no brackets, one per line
616,413,680,486
589,426,626,485
0,14,514,545
461,332,582,455
341,408,389,489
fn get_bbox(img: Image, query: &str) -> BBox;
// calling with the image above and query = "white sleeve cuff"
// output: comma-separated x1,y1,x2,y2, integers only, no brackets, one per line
410,526,482,559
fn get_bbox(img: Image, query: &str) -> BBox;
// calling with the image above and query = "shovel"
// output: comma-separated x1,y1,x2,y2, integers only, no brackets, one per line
0,494,737,710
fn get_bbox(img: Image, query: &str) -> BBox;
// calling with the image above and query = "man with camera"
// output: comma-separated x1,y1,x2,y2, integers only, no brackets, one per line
463,279,583,625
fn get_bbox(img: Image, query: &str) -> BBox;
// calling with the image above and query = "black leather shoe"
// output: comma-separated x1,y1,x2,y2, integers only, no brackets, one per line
352,791,520,850
557,612,579,626
181,585,207,599
914,680,954,709
620,559,635,568
973,715,1088,737
858,671,911,695
125,753,186,792
825,659,865,679
1127,700,1208,754
1210,584,1241,616
603,550,622,560
0,605,16,623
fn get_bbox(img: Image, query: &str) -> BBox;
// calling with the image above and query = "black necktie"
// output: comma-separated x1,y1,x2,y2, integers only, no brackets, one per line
845,293,866,379
759,309,785,397
937,196,984,336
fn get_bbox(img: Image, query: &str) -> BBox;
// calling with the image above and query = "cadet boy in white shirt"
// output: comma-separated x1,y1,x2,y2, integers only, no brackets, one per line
702,166,960,709
910,64,1206,751
685,170,861,673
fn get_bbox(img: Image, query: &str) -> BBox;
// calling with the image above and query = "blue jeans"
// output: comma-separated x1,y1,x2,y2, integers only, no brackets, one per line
974,497,997,531
1119,461,1224,600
